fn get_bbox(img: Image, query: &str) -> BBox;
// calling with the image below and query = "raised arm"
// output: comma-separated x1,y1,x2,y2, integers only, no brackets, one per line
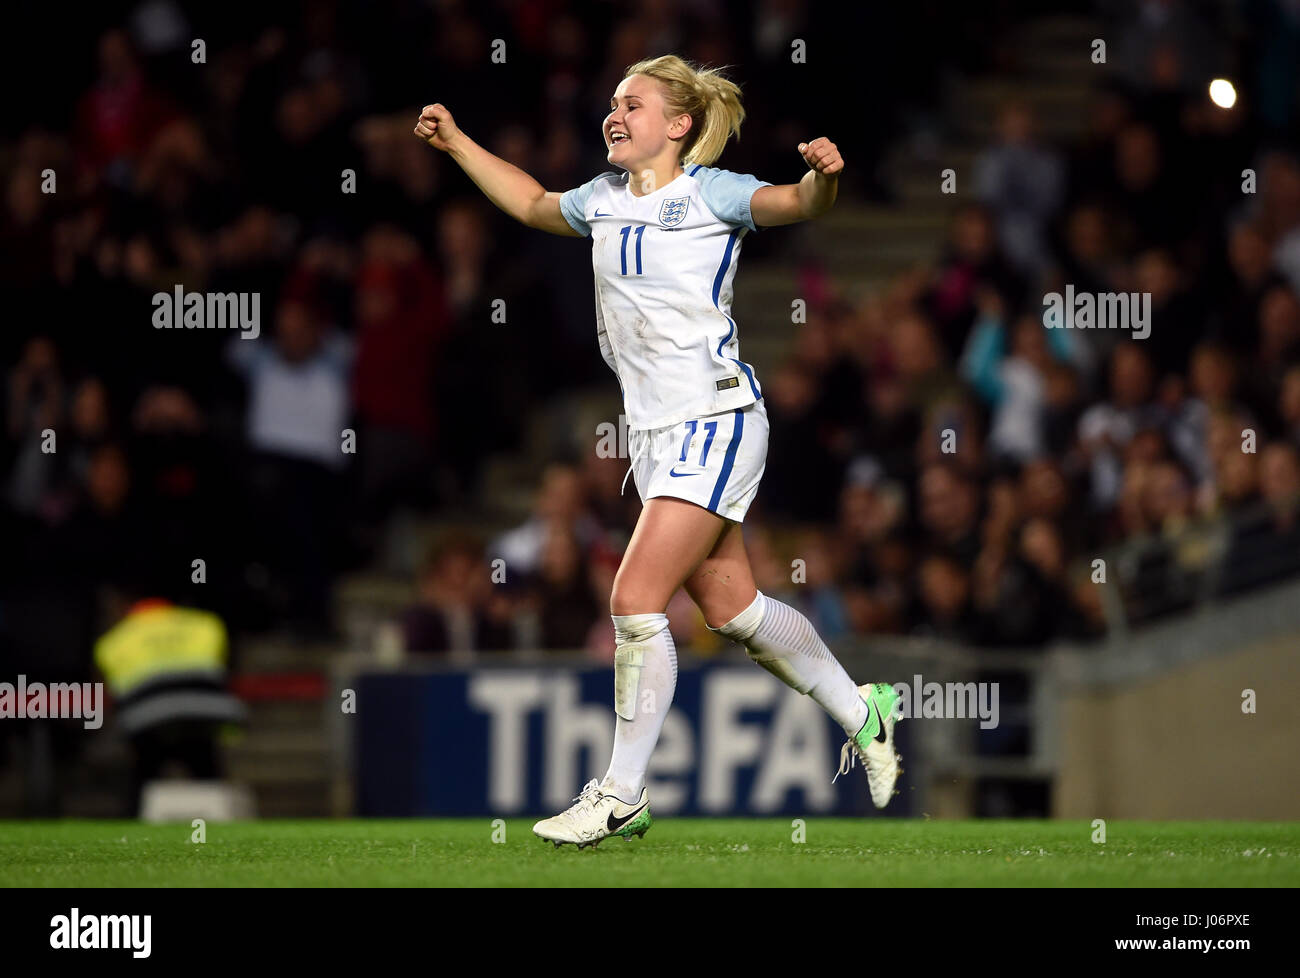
414,104,580,237
750,137,843,228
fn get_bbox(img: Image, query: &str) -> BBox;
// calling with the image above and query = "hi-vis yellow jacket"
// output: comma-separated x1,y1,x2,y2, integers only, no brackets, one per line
94,602,228,698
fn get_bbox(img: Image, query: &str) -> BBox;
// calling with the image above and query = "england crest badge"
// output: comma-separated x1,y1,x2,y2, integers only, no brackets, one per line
659,196,690,228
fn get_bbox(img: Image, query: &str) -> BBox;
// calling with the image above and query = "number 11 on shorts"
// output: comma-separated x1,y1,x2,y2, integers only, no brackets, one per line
680,419,717,465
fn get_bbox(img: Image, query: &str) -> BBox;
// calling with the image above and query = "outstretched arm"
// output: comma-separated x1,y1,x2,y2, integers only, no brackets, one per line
750,137,843,227
414,104,580,237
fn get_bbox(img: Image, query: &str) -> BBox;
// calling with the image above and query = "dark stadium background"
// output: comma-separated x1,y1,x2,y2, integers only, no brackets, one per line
2,0,1299,821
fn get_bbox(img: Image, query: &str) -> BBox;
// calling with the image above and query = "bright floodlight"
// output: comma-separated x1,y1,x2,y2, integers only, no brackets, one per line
1209,79,1237,109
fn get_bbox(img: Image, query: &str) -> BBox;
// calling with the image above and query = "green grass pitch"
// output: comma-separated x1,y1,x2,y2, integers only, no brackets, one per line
1,819,1296,887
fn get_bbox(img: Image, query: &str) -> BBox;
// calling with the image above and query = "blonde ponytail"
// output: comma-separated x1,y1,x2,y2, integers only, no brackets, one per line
623,55,745,166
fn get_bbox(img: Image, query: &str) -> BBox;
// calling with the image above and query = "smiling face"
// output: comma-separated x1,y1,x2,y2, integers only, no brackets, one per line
603,73,692,172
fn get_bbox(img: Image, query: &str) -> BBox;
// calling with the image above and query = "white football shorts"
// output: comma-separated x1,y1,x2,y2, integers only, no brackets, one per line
623,398,769,523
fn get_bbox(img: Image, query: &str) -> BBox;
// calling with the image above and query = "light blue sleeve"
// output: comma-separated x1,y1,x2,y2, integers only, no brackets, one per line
692,165,772,232
560,172,618,237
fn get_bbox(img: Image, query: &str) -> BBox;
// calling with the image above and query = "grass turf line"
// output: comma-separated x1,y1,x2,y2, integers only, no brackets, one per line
0,819,1295,887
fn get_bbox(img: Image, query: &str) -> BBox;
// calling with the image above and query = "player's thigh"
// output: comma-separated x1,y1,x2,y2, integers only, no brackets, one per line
610,497,727,615
683,518,758,628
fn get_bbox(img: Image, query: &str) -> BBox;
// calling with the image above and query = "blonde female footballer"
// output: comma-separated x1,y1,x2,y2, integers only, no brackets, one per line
415,55,901,847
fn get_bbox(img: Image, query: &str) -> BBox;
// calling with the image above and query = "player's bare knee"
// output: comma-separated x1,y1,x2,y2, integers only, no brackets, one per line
687,588,743,630
701,609,733,630
609,582,664,618
686,566,749,629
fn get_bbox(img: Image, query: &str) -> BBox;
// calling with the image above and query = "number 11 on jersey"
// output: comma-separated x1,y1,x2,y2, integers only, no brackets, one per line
619,225,645,276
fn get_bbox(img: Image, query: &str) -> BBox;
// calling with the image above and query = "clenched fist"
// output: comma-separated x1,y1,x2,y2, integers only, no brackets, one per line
797,137,844,177
414,103,462,152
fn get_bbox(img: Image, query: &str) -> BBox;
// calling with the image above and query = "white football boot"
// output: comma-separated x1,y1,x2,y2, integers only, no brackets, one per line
833,683,903,808
532,779,653,849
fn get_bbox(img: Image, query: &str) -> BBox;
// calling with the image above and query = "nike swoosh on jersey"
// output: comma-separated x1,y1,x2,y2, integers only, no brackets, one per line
668,467,700,477
607,800,649,832
594,209,610,217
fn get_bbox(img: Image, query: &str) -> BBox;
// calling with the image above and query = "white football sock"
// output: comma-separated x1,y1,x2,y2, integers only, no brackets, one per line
601,612,676,804
711,591,868,735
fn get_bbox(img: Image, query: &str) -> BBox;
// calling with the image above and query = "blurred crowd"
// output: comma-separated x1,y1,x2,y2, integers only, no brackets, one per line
4,0,1300,676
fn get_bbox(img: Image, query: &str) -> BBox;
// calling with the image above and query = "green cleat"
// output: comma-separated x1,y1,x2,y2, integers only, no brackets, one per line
834,683,903,808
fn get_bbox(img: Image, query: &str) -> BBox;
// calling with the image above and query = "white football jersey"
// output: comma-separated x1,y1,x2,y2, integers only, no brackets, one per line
560,164,772,430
